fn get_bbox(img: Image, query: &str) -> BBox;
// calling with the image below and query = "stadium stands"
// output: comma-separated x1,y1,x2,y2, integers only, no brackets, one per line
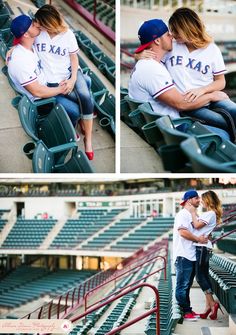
0,266,97,309
50,208,124,249
2,218,57,248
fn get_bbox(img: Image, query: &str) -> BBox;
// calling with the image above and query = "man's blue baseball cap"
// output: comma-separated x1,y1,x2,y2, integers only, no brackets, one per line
10,15,32,44
180,190,199,206
135,19,168,54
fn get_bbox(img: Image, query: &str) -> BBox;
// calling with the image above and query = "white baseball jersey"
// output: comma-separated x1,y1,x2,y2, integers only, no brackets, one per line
34,29,79,83
163,41,227,93
173,208,196,263
8,44,47,101
128,59,180,119
193,210,216,248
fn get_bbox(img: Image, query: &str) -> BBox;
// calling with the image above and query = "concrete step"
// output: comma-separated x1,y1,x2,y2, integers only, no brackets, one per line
201,326,230,335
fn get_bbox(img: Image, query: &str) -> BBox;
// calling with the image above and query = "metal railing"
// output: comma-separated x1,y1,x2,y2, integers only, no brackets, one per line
71,282,161,335
64,0,115,43
84,254,166,314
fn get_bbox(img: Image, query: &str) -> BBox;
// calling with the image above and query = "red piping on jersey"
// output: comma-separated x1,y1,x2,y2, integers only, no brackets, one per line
152,83,174,97
21,77,37,86
213,69,227,75
69,48,79,54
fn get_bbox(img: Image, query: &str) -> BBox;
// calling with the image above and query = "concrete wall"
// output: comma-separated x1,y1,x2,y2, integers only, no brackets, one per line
0,188,235,219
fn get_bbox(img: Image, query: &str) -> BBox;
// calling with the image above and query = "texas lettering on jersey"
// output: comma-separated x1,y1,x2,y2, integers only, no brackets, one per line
35,43,67,57
167,55,210,75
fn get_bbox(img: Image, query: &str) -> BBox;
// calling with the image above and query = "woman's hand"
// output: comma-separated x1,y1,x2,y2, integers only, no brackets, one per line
60,78,76,95
135,49,157,61
185,202,196,214
184,87,206,102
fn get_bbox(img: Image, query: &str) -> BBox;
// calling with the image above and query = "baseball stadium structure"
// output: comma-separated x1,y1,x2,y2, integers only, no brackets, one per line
0,177,235,334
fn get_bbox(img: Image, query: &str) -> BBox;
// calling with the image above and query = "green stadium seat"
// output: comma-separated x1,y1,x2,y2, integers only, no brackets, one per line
18,95,76,149
180,136,236,172
33,141,94,173
94,90,115,137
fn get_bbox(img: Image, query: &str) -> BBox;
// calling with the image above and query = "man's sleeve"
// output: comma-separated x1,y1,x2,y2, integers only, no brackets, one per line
212,44,227,76
175,212,190,231
15,60,38,87
144,62,174,99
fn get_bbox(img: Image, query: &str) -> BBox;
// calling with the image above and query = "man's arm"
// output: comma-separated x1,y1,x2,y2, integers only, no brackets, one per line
179,228,208,244
25,81,67,99
157,87,228,111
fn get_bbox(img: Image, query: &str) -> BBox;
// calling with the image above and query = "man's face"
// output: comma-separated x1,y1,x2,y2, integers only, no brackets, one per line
27,21,41,38
160,31,173,52
188,196,200,208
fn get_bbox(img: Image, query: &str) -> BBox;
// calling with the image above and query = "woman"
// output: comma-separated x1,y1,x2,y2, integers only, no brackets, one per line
34,5,94,160
137,7,236,142
187,191,223,320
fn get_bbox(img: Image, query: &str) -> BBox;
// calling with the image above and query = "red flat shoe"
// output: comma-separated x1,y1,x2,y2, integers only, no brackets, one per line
85,151,94,160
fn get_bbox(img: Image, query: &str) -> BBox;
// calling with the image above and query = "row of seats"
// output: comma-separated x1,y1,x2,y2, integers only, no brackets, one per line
76,30,115,85
0,266,97,308
82,217,144,249
145,259,180,335
50,208,124,249
111,217,174,250
216,234,236,255
121,92,236,172
2,218,57,248
209,254,236,313
75,0,115,31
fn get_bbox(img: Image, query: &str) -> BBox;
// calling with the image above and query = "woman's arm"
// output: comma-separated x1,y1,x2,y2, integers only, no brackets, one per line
60,53,78,92
184,74,226,102
185,203,206,229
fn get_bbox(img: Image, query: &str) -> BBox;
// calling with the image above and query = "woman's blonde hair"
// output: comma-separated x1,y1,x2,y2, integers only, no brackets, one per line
34,5,68,34
168,7,212,49
201,190,222,225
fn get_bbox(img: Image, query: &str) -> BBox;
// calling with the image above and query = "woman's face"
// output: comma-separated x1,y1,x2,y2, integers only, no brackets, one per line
170,30,186,44
201,197,207,209
34,21,46,32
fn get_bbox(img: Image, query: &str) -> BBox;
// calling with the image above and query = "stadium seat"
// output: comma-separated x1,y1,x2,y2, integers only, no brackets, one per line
18,95,76,148
180,136,236,172
142,120,164,148
0,29,13,61
94,91,115,137
0,15,11,30
32,141,94,173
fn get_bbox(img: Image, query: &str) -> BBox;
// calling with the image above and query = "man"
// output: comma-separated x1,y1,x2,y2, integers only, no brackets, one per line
173,190,208,321
7,15,80,130
129,19,231,139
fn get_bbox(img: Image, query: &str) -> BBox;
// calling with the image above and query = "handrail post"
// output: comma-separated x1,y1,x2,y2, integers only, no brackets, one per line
93,0,97,21
57,295,62,319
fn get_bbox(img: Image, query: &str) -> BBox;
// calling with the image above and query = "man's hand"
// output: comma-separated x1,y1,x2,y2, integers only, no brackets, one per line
197,235,208,244
184,87,206,102
210,91,229,102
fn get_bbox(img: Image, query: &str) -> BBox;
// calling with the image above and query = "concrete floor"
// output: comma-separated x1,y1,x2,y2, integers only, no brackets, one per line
120,121,165,173
0,0,115,173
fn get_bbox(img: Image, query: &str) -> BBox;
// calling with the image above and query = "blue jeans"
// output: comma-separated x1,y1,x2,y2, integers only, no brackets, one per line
55,95,80,127
182,99,236,142
177,122,230,141
65,70,94,120
175,256,195,314
195,246,213,294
